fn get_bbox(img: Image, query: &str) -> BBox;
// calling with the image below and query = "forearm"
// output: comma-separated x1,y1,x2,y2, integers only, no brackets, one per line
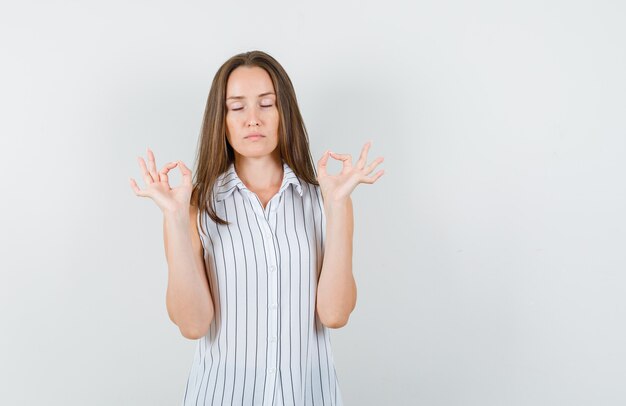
163,210,214,338
316,197,357,328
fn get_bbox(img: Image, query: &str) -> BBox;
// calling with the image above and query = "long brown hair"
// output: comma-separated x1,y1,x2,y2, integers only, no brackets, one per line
191,50,319,233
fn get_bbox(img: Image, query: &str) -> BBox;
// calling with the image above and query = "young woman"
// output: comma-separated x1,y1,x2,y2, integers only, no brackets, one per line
130,50,384,406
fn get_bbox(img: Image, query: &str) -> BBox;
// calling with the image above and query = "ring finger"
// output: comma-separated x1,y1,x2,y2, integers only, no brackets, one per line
364,157,384,175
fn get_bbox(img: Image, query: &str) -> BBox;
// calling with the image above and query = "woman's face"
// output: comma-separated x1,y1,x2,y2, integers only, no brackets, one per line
225,66,280,160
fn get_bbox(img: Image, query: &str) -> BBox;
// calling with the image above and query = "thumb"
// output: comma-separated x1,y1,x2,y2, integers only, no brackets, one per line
178,161,193,186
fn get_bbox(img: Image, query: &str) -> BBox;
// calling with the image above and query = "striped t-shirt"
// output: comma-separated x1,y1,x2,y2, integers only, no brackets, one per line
182,160,344,406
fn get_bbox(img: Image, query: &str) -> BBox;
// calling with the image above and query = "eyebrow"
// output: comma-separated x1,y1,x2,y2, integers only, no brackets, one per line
226,92,275,101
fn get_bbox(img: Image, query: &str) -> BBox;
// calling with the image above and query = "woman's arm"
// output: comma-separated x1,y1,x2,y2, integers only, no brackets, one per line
316,196,357,329
314,142,384,329
163,205,214,339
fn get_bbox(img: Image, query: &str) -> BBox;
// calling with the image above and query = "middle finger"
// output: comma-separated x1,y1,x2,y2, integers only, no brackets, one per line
137,156,155,184
147,148,159,179
356,141,371,168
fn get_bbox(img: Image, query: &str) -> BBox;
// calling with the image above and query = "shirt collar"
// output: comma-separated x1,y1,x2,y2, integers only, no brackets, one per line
215,161,303,202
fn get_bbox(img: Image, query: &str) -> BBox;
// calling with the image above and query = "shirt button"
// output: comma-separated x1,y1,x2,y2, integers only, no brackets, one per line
269,336,277,342
269,265,276,272
268,368,276,374
270,303,278,309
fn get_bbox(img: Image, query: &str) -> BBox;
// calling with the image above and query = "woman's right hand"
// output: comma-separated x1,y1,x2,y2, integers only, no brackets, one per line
129,147,193,214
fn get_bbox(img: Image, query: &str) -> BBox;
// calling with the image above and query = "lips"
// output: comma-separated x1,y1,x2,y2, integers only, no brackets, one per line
245,133,265,138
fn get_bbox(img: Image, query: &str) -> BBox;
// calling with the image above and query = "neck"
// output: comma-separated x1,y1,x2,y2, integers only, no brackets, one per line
233,153,283,192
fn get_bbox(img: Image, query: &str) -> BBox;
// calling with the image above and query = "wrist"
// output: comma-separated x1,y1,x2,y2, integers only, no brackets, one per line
163,206,190,223
324,196,352,213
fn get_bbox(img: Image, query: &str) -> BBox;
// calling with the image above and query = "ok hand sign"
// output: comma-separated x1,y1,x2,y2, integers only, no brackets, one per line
316,141,384,204
129,147,193,214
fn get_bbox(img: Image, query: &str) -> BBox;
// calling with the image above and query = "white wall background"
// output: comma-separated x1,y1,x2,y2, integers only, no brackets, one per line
1,0,625,405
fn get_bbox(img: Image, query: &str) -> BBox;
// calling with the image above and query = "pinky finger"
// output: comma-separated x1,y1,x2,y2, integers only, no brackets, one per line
129,177,147,197
362,170,385,184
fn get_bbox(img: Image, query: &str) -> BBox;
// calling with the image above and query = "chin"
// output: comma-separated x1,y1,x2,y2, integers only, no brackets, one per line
234,142,279,158
235,147,277,159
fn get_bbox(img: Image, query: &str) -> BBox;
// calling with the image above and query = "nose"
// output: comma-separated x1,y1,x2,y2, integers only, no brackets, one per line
247,107,260,127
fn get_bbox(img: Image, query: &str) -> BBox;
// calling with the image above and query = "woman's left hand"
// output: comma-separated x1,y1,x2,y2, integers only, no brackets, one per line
316,141,385,203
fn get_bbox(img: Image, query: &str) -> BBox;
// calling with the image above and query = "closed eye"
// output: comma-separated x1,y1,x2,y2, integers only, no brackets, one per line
231,105,273,111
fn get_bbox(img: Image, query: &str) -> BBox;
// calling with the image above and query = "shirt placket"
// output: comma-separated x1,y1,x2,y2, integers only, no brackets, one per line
246,189,282,406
